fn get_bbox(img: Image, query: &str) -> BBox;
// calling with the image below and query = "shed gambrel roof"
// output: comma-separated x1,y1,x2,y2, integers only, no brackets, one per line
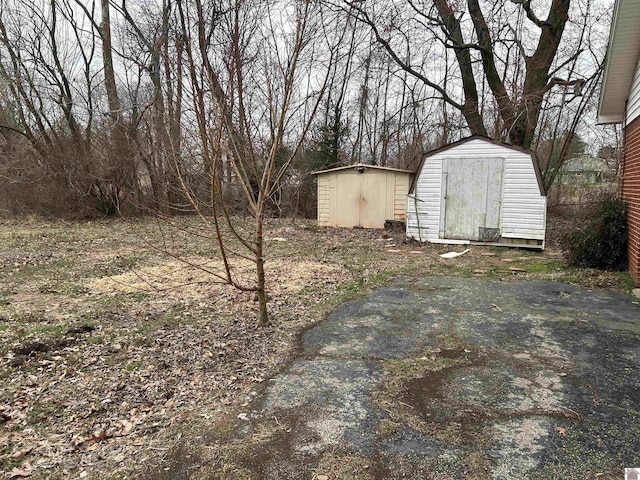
408,135,545,196
598,0,640,124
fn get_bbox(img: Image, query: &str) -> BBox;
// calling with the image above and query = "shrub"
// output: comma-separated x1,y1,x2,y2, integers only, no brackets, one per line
567,198,628,270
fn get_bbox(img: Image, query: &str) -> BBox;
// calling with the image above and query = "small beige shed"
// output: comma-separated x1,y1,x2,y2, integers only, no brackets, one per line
313,164,413,229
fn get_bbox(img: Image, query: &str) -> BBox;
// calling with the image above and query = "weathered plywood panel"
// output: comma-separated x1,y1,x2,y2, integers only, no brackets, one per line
442,157,503,240
385,173,394,221
317,168,411,229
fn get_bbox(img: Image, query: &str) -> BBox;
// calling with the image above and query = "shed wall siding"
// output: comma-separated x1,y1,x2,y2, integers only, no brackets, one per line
624,116,640,286
385,173,394,221
394,173,410,221
628,56,640,125
501,156,547,240
407,139,546,242
317,174,333,226
407,159,443,240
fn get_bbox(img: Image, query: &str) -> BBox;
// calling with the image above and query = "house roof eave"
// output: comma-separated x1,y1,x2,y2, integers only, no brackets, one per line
598,0,640,122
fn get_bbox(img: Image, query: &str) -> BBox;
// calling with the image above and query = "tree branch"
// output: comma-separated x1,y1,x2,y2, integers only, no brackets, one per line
521,0,549,28
341,0,463,112
0,124,30,138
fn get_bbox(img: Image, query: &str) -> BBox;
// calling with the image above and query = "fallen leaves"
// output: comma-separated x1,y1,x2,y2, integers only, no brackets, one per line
0,405,11,424
0,222,363,478
11,447,31,459
0,217,622,478
75,430,110,448
119,419,134,436
9,467,32,478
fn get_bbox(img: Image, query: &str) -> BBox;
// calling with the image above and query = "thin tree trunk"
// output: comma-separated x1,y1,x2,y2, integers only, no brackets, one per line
100,0,122,128
255,206,268,327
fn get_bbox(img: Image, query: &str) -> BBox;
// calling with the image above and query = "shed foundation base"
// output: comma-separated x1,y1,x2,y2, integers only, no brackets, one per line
419,238,544,250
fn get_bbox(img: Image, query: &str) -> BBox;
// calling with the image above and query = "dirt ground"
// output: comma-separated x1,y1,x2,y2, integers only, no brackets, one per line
0,216,636,479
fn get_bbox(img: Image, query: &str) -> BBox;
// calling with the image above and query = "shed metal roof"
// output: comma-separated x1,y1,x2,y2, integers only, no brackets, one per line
597,0,640,124
408,135,545,196
311,164,414,175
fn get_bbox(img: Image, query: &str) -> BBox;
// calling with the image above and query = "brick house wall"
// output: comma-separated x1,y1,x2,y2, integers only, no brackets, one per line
624,116,640,286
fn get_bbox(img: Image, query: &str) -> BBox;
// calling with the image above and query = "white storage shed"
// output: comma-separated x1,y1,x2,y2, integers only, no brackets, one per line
406,136,547,248
314,164,413,229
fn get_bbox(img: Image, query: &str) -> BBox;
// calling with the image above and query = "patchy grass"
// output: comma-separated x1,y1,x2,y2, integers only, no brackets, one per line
373,336,479,448
313,452,375,480
526,258,566,273
0,216,634,478
189,414,292,480
383,355,460,387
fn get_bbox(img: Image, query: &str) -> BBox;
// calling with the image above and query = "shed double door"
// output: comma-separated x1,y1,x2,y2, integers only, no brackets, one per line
334,170,387,228
441,157,504,241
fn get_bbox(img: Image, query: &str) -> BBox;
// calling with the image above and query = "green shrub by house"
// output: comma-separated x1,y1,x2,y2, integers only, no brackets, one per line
567,198,628,270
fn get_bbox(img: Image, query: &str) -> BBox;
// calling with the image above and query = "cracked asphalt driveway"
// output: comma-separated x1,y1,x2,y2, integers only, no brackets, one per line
225,276,640,479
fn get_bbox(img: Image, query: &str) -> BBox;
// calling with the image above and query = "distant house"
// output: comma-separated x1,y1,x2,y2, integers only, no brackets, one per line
551,155,618,208
559,155,614,185
598,0,640,286
313,164,413,229
406,136,546,249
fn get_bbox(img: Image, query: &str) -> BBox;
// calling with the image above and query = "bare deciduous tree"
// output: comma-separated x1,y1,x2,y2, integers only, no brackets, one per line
172,0,338,325
329,0,606,155
0,0,613,219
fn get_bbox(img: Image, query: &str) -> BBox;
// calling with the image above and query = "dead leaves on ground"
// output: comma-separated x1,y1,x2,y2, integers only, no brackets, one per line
0,221,357,478
0,218,624,478
9,466,32,478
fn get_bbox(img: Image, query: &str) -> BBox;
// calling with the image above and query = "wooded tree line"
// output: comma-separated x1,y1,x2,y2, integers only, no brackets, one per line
0,0,615,218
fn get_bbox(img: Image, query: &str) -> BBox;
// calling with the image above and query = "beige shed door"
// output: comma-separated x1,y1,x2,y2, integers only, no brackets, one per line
359,170,387,228
334,170,387,228
334,170,361,227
